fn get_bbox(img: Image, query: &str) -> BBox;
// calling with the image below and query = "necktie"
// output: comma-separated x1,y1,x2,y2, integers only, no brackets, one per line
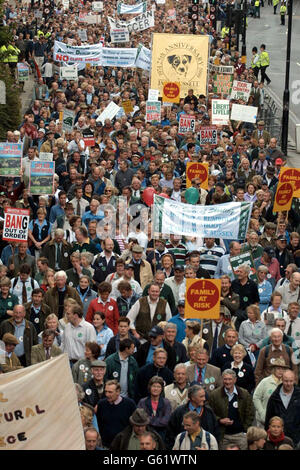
287,321,294,336
212,324,219,355
56,243,61,266
46,348,50,360
22,281,27,304
197,368,203,384
76,199,81,216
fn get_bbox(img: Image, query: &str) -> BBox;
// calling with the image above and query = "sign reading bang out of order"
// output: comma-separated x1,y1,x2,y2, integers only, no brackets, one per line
3,208,30,242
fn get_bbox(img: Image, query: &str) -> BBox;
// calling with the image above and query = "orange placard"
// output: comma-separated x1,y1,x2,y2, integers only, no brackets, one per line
122,100,133,114
279,167,300,198
273,181,295,213
185,278,221,319
186,162,208,189
162,82,180,103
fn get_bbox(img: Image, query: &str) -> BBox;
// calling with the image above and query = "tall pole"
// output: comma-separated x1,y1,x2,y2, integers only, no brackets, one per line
228,4,232,50
241,0,247,64
281,0,293,155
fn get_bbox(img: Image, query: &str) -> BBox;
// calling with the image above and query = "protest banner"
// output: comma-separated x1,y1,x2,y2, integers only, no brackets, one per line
186,162,209,189
0,142,22,177
230,251,257,282
53,41,102,66
213,73,233,95
209,63,234,74
3,208,30,242
92,1,103,11
150,33,209,98
135,44,151,71
185,279,221,320
230,103,258,123
117,1,147,14
198,126,217,146
17,63,29,82
96,102,121,124
273,181,294,213
148,89,159,101
60,65,78,80
84,14,101,24
29,161,55,195
178,114,196,134
108,9,155,33
39,152,53,162
146,101,161,123
62,109,75,132
122,100,134,114
101,47,137,67
279,167,300,198
231,80,252,102
211,99,230,125
153,195,253,239
110,29,130,43
62,0,69,9
0,355,85,450
162,82,180,103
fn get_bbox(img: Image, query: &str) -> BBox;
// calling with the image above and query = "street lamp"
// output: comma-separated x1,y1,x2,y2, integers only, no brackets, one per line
281,0,293,155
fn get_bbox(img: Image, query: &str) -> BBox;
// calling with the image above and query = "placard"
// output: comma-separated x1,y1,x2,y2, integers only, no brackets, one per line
146,101,161,123
62,109,75,132
213,73,233,95
230,251,257,282
3,208,30,242
178,114,196,135
273,181,294,213
122,100,134,114
185,278,221,319
29,161,55,195
230,103,258,123
78,30,88,41
0,143,22,177
186,162,209,189
60,65,78,80
148,89,159,101
110,29,130,44
279,167,300,198
96,102,121,124
211,99,230,125
231,80,252,102
209,63,234,74
92,1,103,11
199,126,217,146
39,152,53,162
17,63,29,82
162,82,180,103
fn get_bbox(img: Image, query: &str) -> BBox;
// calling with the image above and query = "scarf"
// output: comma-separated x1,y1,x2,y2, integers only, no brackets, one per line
267,430,285,444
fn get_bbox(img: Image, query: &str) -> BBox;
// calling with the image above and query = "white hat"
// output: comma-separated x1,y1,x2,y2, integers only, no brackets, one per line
38,128,45,134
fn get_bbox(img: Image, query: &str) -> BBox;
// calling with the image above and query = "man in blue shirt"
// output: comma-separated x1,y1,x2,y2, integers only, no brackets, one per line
49,190,67,224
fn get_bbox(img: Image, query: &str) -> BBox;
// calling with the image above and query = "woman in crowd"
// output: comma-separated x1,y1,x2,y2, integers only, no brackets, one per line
222,344,255,393
72,341,101,387
92,311,114,360
264,417,294,450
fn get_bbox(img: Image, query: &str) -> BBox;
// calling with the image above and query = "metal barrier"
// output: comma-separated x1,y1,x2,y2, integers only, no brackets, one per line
260,91,282,142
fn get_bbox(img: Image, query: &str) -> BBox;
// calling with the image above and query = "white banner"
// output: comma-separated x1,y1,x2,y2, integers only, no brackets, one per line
101,47,137,67
108,8,154,33
111,29,130,43
231,80,252,102
53,41,102,65
211,99,230,125
0,355,85,450
92,1,103,11
153,195,253,240
135,45,151,71
96,102,121,124
117,1,147,14
209,63,234,74
148,89,159,101
230,103,258,123
39,152,53,161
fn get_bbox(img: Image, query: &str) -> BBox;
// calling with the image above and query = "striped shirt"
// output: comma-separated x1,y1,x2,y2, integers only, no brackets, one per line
199,244,226,276
165,242,187,266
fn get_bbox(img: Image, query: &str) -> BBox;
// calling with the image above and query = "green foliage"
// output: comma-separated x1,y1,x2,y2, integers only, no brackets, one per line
0,66,22,140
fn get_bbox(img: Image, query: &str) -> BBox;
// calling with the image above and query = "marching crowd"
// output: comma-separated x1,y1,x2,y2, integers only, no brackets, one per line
1,0,300,452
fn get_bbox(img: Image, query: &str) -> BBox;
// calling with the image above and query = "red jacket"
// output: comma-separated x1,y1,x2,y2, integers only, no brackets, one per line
86,297,119,335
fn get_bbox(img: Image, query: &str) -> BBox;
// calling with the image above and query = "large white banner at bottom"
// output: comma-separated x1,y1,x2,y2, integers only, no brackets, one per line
0,354,85,450
153,195,253,240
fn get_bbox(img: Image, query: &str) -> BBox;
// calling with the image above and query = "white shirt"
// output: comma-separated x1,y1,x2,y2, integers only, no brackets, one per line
285,317,300,340
127,296,172,330
61,319,97,360
110,276,142,300
10,277,40,304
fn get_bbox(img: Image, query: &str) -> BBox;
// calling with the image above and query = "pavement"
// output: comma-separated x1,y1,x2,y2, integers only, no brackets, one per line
245,0,300,165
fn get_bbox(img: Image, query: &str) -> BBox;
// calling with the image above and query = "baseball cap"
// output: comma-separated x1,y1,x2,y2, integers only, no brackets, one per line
277,235,287,241
124,263,134,269
178,299,185,307
263,246,275,257
174,265,184,271
275,158,283,165
149,326,164,338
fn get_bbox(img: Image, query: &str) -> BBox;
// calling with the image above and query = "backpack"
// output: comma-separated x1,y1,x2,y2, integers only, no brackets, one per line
265,344,292,361
179,430,211,449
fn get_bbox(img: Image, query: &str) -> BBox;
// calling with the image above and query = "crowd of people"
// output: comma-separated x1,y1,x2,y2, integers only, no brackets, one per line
0,0,300,452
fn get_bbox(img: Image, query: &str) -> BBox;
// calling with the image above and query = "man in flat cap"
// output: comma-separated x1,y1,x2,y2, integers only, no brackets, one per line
125,244,153,289
1,333,23,373
252,121,270,145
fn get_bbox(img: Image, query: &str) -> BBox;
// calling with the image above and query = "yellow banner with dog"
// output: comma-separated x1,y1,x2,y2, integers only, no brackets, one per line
0,354,85,450
150,33,209,98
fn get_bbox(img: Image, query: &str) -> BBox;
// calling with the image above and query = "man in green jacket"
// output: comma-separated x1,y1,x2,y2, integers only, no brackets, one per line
209,369,255,450
143,270,176,315
105,338,139,400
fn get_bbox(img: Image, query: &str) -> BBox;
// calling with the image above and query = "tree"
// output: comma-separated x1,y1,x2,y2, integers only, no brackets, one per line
0,0,22,140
